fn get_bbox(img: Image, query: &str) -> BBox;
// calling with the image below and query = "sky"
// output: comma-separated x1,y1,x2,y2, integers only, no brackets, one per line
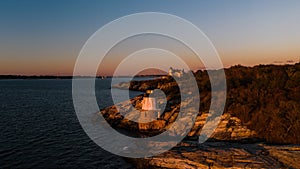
0,0,300,75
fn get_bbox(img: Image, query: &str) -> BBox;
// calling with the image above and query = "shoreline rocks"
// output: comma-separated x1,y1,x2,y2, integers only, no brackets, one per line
100,96,258,141
99,96,300,168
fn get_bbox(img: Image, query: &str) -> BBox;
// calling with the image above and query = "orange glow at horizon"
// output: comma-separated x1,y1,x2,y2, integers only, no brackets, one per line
1,48,299,76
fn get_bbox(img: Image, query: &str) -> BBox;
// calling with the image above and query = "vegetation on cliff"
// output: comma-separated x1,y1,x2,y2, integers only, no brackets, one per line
223,63,300,144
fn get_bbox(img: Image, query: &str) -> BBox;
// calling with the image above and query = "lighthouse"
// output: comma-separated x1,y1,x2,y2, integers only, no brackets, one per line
142,90,158,111
140,90,160,120
138,89,165,131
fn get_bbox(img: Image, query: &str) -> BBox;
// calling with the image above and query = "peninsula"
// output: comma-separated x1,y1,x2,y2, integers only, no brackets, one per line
101,63,300,168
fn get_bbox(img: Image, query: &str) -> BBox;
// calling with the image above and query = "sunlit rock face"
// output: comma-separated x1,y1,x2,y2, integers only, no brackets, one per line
188,113,257,140
100,95,257,141
127,142,299,169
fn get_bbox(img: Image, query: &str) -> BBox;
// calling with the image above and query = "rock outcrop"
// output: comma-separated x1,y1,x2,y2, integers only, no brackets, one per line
126,142,300,169
100,96,257,141
99,63,300,168
110,63,300,144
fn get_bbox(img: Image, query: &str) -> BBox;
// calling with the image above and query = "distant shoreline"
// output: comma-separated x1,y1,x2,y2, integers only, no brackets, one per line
1,63,299,80
0,75,164,80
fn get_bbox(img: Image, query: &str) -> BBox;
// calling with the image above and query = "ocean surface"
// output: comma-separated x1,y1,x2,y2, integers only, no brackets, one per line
0,78,148,168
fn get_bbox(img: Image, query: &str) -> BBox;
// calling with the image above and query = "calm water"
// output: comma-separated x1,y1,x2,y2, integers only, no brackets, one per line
0,78,144,168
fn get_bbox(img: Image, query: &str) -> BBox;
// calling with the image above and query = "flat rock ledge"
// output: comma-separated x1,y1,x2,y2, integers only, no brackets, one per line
126,142,300,169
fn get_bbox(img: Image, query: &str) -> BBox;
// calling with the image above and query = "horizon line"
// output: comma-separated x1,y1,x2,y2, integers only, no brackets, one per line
0,62,299,77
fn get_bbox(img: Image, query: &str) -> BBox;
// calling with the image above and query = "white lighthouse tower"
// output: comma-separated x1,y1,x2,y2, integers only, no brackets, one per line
140,90,160,121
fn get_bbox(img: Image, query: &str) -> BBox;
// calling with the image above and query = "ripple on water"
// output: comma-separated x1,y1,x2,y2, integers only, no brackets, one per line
0,79,142,168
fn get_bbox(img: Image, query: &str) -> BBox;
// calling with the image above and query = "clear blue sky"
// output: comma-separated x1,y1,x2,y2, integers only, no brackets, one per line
0,0,299,75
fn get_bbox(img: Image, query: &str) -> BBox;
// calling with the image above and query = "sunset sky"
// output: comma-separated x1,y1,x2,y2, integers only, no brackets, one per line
0,0,300,75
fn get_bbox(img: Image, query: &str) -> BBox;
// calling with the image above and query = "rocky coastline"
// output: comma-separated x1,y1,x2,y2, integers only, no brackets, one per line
100,97,300,168
100,63,300,168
